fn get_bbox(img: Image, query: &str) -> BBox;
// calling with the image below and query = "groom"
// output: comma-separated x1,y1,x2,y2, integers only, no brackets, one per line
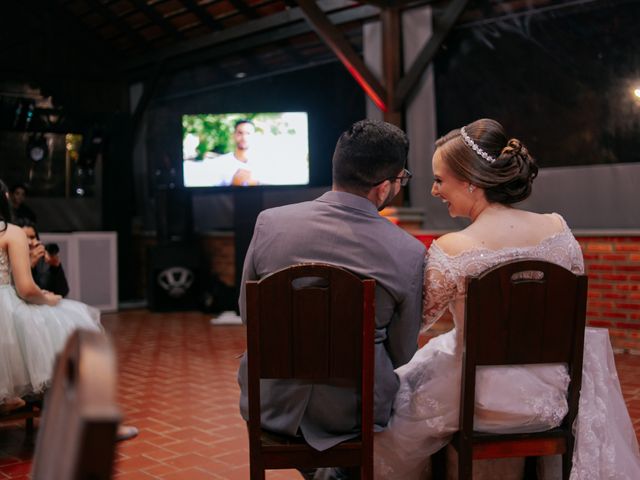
237,120,426,472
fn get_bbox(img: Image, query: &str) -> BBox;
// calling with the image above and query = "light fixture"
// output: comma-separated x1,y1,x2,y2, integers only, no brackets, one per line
26,133,48,163
634,88,640,99
235,72,247,79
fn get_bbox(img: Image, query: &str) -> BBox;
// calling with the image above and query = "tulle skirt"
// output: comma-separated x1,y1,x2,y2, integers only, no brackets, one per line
0,284,102,403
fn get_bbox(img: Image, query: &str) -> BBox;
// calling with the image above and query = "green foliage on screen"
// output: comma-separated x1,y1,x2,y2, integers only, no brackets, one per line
182,112,291,160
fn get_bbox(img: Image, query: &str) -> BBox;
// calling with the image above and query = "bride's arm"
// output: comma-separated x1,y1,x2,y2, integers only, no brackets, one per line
422,244,457,330
7,226,60,306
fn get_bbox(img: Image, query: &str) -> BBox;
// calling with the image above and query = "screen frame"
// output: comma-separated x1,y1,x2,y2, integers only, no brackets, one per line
180,111,311,191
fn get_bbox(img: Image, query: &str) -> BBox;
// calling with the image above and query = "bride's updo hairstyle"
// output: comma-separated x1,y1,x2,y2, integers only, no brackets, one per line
435,118,538,204
0,180,10,233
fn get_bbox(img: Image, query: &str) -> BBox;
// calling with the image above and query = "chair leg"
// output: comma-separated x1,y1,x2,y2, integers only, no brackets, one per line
360,461,372,479
25,416,34,437
347,466,362,479
561,452,572,480
249,462,265,480
431,446,447,480
523,456,538,480
457,446,473,480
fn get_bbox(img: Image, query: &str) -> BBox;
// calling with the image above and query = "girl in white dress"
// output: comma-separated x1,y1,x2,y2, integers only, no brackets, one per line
374,119,640,479
0,179,101,413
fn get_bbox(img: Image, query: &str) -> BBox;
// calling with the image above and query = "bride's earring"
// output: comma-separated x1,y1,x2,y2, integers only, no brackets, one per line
468,185,475,193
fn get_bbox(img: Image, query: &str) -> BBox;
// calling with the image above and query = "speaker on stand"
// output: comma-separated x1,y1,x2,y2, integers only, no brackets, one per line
147,163,200,311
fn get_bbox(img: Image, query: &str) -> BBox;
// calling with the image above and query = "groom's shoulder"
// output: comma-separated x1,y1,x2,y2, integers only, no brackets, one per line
258,199,315,219
377,220,426,257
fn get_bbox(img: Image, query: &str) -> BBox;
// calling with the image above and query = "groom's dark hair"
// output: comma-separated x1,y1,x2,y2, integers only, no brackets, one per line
332,120,409,195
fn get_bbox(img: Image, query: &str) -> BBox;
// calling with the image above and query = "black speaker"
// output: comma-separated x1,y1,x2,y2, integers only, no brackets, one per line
147,243,201,311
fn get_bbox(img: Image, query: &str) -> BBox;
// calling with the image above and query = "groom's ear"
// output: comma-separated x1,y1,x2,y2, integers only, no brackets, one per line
369,180,391,207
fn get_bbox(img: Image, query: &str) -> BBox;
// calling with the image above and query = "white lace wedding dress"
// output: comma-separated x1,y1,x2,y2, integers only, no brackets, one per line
0,245,102,404
375,216,640,479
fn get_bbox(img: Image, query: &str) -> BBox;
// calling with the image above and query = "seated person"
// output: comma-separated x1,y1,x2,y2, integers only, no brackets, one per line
0,179,100,413
16,219,69,297
374,118,640,479
9,183,37,224
237,120,425,479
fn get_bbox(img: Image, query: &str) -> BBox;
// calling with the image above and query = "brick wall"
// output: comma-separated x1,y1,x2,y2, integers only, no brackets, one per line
578,236,640,353
133,231,640,353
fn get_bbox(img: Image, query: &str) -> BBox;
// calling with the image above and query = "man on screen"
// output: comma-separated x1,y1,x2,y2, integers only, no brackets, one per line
183,119,262,187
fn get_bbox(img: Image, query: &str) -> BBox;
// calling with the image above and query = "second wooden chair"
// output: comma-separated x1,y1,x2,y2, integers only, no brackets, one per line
245,263,376,479
447,259,588,480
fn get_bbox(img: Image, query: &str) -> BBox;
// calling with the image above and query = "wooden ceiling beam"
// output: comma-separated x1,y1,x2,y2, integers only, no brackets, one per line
177,0,223,31
130,0,185,41
228,0,261,20
382,6,402,124
296,0,387,111
121,1,379,74
84,0,150,49
360,0,436,7
393,0,468,110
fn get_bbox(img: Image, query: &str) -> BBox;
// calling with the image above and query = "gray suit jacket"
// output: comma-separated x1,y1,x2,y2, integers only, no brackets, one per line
237,191,426,450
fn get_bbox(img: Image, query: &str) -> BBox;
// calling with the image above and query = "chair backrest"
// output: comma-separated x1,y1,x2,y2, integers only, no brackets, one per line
460,259,588,436
31,329,121,480
246,263,375,437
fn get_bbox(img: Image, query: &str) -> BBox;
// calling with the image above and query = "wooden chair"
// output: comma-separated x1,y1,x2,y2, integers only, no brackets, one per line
31,329,122,480
449,259,588,480
246,263,375,479
0,393,43,436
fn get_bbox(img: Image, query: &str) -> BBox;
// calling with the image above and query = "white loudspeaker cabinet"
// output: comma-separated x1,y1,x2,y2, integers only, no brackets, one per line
39,231,118,312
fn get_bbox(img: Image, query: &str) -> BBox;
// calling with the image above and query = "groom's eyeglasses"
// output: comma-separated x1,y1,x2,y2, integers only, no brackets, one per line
373,168,413,187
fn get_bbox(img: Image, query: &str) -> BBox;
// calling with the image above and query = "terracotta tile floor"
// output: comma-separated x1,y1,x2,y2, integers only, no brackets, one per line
2,309,640,479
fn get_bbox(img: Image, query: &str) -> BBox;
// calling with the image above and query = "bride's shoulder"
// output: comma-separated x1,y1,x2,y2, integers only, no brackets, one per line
529,211,570,237
432,231,477,257
0,224,27,243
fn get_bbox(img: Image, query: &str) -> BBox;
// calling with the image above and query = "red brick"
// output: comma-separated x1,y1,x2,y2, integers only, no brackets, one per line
588,291,601,299
617,284,640,292
619,266,640,272
617,322,640,330
632,294,640,300
618,341,640,351
589,264,615,272
604,293,627,300
631,254,640,262
591,283,614,290
589,301,614,309
632,314,640,320
632,275,640,282
617,244,640,252
588,320,613,328
607,329,627,338
602,274,629,281
603,254,628,261
619,303,640,311
583,254,599,260
603,311,628,319
587,243,614,253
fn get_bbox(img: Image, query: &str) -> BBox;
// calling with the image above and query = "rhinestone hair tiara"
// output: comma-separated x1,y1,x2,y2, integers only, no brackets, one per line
460,126,496,164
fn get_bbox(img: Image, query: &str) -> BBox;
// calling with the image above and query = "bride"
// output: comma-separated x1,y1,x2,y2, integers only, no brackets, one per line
374,119,640,479
0,179,102,413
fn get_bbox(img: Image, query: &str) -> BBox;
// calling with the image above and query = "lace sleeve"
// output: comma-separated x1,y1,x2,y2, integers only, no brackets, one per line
554,213,585,274
422,243,457,330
